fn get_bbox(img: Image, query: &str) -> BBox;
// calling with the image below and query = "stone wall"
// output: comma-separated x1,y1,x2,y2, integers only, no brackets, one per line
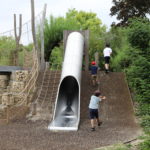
2,93,14,106
0,70,29,106
0,75,9,90
0,75,9,104
11,70,29,82
0,68,39,123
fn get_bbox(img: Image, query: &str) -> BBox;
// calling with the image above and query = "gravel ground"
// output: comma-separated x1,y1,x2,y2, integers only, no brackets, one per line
0,72,141,150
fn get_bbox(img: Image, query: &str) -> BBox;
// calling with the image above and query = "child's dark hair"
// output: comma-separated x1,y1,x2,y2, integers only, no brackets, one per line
94,90,101,97
106,43,110,47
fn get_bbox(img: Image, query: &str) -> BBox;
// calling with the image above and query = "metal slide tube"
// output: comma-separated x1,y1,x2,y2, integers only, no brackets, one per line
48,32,84,131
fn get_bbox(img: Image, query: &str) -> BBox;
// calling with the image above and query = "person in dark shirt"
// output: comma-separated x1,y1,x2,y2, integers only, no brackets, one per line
90,61,98,86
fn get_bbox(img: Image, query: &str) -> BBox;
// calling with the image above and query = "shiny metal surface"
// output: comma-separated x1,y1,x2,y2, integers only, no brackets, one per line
48,32,84,131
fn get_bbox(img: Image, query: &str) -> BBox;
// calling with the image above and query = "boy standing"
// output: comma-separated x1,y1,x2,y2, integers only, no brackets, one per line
90,61,98,86
103,44,112,73
89,90,106,131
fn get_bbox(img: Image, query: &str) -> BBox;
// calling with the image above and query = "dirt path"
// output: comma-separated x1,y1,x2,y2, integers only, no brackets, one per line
0,72,141,150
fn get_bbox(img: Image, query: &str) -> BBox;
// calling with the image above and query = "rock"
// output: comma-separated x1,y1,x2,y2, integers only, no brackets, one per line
0,75,9,88
11,70,29,82
13,94,25,104
0,75,9,80
2,93,14,106
0,104,7,118
9,81,25,92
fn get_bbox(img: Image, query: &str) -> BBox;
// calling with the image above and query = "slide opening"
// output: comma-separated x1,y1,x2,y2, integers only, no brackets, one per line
52,76,79,128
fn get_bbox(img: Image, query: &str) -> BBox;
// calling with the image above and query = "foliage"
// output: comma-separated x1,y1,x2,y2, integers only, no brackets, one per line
110,0,150,26
0,36,33,66
137,104,150,116
96,143,129,150
128,18,150,50
89,32,105,67
109,18,150,149
66,9,106,33
109,17,150,150
49,45,63,68
109,27,129,51
141,115,150,133
126,55,150,100
44,15,80,61
44,9,106,65
0,36,16,65
106,27,131,71
125,18,150,105
0,36,16,53
24,43,33,51
66,9,106,67
139,136,150,150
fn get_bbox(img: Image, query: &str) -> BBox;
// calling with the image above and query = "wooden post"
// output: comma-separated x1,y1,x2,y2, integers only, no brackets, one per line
94,52,99,66
94,52,100,90
40,4,47,70
84,30,89,71
31,0,38,51
31,0,41,69
14,14,22,66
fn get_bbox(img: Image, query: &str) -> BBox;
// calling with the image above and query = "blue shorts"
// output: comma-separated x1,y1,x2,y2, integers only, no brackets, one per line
89,109,99,119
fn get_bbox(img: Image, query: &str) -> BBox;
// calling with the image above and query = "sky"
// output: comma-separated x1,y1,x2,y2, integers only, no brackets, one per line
0,0,117,33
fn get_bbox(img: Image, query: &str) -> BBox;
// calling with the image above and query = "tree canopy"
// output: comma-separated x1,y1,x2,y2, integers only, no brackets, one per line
66,8,105,33
44,9,106,62
110,0,150,26
128,18,150,50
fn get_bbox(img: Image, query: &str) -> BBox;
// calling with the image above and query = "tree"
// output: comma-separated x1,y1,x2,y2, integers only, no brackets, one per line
66,9,106,64
66,8,106,34
44,9,106,62
110,0,150,26
44,15,80,61
128,18,150,50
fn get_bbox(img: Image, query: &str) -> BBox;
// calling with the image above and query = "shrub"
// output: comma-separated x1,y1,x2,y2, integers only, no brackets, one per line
128,18,150,50
139,136,150,150
0,36,16,65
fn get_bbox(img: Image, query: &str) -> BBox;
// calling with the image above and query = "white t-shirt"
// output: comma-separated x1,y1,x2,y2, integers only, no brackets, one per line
89,95,101,109
103,47,112,57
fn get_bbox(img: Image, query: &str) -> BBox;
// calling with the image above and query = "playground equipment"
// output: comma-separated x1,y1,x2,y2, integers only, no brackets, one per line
48,32,84,131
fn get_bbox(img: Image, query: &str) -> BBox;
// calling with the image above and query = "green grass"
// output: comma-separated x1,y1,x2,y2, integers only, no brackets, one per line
95,143,129,150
